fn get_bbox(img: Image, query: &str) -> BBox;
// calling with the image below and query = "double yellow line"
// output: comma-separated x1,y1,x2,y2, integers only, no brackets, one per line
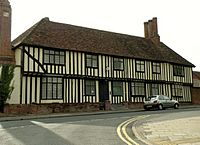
117,115,149,145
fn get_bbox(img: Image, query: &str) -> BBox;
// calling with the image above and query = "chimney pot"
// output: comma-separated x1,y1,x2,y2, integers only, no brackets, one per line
144,17,160,45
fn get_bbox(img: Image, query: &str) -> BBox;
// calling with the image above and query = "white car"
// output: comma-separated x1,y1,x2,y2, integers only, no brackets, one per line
143,95,179,110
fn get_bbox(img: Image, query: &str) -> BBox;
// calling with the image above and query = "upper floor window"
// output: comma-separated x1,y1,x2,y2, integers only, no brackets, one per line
173,65,184,77
136,60,145,72
112,81,123,96
44,49,65,65
114,58,124,70
86,54,98,68
152,62,161,74
85,80,96,96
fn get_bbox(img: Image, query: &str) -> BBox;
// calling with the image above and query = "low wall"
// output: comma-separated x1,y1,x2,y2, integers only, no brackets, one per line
192,88,200,104
4,103,100,115
122,101,144,109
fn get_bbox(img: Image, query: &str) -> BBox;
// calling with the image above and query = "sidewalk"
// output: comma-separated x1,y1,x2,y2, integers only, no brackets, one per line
135,116,200,145
0,104,200,122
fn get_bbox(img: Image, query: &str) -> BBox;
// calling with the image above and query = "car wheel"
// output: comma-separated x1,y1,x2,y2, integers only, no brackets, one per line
174,103,179,109
158,104,163,110
144,106,149,111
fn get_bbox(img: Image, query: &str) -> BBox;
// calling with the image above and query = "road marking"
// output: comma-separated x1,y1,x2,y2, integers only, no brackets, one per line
117,115,149,145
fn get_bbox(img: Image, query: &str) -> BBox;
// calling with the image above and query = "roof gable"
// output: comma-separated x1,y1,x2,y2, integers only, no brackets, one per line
12,17,195,67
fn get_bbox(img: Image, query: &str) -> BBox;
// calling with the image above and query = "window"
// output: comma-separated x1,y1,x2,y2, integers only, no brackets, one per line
86,54,98,68
42,77,63,100
131,82,145,96
151,84,159,95
152,62,161,74
114,58,124,70
44,49,65,65
172,84,182,97
173,65,184,76
136,60,145,72
113,81,123,96
85,80,96,96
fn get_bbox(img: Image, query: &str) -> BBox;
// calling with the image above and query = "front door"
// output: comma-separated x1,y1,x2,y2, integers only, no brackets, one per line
99,80,109,102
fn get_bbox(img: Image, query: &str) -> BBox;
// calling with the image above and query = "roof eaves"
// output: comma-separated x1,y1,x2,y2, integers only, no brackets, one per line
11,18,48,49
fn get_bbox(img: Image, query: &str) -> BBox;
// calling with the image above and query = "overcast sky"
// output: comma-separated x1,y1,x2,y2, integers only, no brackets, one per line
9,0,200,70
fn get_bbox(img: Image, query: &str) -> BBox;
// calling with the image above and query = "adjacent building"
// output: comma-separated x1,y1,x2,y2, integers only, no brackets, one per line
9,16,194,105
0,0,14,64
192,71,200,104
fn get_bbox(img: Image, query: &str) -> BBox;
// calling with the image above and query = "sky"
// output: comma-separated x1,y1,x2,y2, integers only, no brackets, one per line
9,0,200,71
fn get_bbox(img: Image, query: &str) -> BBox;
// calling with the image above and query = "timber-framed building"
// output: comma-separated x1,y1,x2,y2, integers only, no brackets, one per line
9,17,194,105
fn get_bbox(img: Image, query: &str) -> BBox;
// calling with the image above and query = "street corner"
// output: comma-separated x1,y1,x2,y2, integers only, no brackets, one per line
133,116,200,145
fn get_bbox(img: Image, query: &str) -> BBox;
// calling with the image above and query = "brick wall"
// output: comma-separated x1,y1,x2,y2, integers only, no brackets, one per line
192,88,200,104
0,0,15,64
3,103,100,115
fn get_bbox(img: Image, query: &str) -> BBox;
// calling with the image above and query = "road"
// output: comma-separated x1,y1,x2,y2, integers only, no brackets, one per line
0,107,200,145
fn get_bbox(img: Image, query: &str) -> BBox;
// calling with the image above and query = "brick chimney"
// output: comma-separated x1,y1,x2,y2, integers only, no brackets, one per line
144,17,160,45
0,0,15,64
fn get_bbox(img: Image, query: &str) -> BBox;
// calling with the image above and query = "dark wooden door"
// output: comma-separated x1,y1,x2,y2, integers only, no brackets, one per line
99,80,109,102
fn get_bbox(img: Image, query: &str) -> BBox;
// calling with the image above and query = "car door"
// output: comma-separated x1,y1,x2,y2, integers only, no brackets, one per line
158,95,167,107
163,95,172,107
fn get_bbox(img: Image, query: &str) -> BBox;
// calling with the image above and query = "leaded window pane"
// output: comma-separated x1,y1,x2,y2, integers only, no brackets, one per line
113,81,123,96
86,54,98,68
151,84,159,95
50,55,54,63
55,55,60,64
172,85,182,97
60,56,64,64
44,54,49,63
58,84,63,99
53,77,57,83
60,51,64,56
50,50,54,54
173,65,184,76
53,84,57,99
85,80,96,95
43,49,65,65
152,62,161,74
92,58,97,67
42,83,46,99
41,77,63,100
131,82,145,96
48,84,52,99
136,60,145,72
114,58,123,70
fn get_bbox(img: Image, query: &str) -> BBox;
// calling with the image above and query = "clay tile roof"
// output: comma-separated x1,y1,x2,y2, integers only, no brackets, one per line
12,17,195,67
193,71,200,80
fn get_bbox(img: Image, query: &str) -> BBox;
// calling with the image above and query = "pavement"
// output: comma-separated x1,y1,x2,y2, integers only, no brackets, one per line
137,116,200,145
0,104,200,122
1,104,200,145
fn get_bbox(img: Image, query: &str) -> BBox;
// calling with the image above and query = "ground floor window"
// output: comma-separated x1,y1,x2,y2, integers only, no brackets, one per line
41,77,63,100
151,84,159,95
85,80,96,96
131,82,145,96
112,81,123,96
172,84,183,97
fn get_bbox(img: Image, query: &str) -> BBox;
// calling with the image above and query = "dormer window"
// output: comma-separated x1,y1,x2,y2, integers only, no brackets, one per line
173,65,184,77
114,58,124,70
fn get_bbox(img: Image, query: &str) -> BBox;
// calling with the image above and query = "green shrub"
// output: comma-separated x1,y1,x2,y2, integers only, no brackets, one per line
0,64,14,112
